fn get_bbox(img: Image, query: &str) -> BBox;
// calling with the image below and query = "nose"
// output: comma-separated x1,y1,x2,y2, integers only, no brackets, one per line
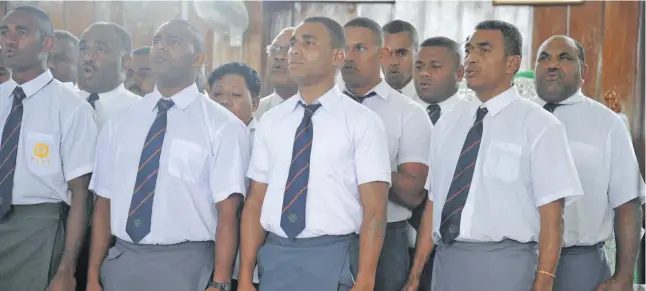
420,69,431,78
83,51,96,65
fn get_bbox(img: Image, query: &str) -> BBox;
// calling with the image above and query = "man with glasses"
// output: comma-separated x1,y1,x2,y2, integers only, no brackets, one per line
254,27,298,119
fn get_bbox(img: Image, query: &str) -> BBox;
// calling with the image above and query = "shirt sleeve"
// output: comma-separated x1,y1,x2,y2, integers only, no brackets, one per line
608,120,646,207
247,117,270,184
61,101,97,182
354,111,391,185
398,106,433,166
210,119,250,203
89,120,113,199
531,123,584,207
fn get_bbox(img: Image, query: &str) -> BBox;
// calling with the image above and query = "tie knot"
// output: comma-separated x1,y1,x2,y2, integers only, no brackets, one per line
427,103,441,112
88,93,100,102
299,101,321,116
343,90,376,103
12,87,25,101
476,107,488,120
543,102,562,113
157,99,175,111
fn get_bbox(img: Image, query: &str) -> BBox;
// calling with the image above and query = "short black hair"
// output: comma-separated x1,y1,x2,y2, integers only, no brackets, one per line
84,22,132,54
302,16,345,50
344,17,383,47
132,46,150,55
474,20,522,57
420,37,462,67
382,20,419,49
10,5,53,38
207,62,261,98
54,30,78,47
165,19,205,53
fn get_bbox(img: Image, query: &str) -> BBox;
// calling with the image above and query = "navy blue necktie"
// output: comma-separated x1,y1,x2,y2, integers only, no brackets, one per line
543,102,562,114
280,101,321,238
343,90,376,104
87,93,100,109
439,107,488,244
427,104,441,125
0,87,26,218
126,99,174,243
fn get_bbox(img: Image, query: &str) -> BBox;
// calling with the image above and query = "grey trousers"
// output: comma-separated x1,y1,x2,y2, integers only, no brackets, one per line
0,203,67,291
553,243,612,291
431,240,538,291
375,220,410,291
100,238,215,291
257,233,358,291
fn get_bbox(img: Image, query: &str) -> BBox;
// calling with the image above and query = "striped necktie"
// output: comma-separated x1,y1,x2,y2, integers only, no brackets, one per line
427,104,441,125
343,90,377,104
0,87,26,218
439,107,488,244
543,102,562,114
87,93,100,109
126,99,174,243
280,101,321,238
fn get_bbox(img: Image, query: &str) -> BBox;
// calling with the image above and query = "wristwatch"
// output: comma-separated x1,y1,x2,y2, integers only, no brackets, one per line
207,281,232,291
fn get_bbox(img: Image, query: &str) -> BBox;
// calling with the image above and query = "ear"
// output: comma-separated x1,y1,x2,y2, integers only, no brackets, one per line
379,47,390,60
506,55,521,75
456,64,465,82
192,52,205,68
251,96,260,111
332,48,345,67
41,35,55,52
121,54,132,72
580,63,588,83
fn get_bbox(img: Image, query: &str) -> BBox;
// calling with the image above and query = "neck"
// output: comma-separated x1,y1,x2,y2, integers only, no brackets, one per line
157,77,194,98
90,82,121,94
348,76,381,97
274,84,298,100
476,80,513,103
12,65,47,85
299,77,335,104
391,75,412,91
245,117,253,126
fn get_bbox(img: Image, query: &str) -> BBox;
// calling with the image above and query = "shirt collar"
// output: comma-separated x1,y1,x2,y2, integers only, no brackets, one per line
5,70,54,100
399,80,417,97
344,79,391,101
81,83,127,101
479,86,520,117
535,89,586,106
418,92,463,111
148,83,199,110
290,86,343,113
247,117,257,131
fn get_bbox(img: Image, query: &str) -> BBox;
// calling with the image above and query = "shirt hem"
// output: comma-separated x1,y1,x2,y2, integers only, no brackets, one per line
65,165,93,182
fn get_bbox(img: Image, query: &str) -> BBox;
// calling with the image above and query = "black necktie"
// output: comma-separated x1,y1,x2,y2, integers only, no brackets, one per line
543,102,562,114
427,104,441,125
440,107,488,244
343,90,377,104
0,87,26,218
87,93,100,109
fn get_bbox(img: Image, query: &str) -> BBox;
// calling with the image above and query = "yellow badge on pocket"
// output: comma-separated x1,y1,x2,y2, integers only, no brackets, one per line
31,142,50,164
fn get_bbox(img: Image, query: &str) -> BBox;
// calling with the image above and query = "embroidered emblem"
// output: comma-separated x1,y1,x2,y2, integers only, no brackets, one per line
133,219,142,227
288,213,297,223
31,142,50,164
449,224,459,235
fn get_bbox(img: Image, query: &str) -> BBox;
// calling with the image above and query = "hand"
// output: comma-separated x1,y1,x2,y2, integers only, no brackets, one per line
46,271,76,291
85,280,103,291
401,277,420,291
532,275,554,291
595,275,634,291
236,281,257,291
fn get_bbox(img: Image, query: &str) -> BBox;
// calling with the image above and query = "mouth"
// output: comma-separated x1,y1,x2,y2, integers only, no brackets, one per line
3,48,16,58
418,81,433,89
288,61,304,68
271,63,288,72
464,68,478,78
82,64,95,78
342,65,357,72
544,72,560,81
387,69,401,75
153,55,169,64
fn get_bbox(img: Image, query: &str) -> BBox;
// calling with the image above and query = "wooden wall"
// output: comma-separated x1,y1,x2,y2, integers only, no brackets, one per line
532,1,643,128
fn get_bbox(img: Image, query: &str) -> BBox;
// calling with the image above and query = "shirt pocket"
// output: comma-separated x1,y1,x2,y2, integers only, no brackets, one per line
484,141,522,183
24,132,60,176
167,138,208,183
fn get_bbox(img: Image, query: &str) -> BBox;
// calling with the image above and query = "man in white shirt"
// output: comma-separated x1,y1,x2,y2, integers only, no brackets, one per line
48,29,78,89
254,27,298,120
239,16,391,291
404,20,584,291
86,19,249,291
125,46,155,97
381,20,419,100
0,6,98,291
407,36,468,291
77,22,140,129
534,35,645,291
342,17,432,291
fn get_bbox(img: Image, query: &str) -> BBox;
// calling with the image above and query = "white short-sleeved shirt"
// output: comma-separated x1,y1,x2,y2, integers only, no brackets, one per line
358,80,433,222
79,84,140,129
427,86,584,243
0,70,97,205
90,84,250,244
248,86,391,239
535,92,646,247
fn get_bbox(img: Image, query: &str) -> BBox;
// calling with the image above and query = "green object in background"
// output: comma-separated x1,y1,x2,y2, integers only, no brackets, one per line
515,71,534,79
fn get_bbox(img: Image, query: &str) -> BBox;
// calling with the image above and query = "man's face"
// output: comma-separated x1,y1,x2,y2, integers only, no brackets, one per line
414,46,463,104
534,37,586,103
382,32,415,89
0,10,52,72
209,73,258,125
288,22,343,86
78,25,127,93
267,29,294,86
150,21,198,80
48,37,77,83
464,29,519,93
342,26,383,89
125,53,154,96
